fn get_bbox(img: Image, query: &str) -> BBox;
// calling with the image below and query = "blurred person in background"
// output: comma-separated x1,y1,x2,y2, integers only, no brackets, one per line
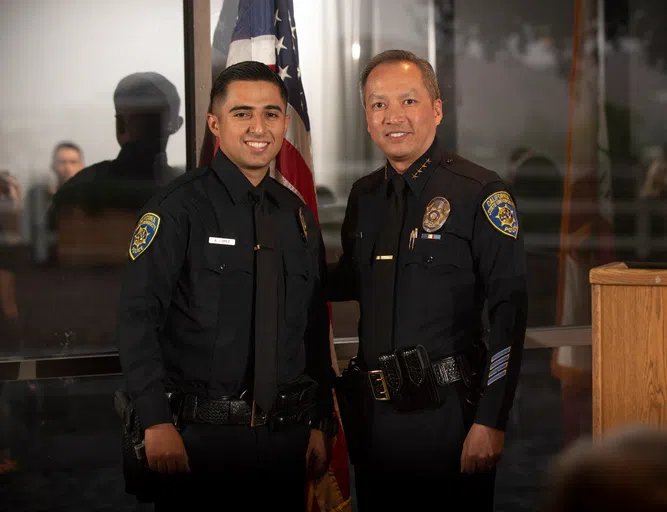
0,170,23,344
0,170,23,474
640,144,667,200
544,425,667,512
51,142,85,192
639,143,667,261
22,142,85,259
507,148,563,326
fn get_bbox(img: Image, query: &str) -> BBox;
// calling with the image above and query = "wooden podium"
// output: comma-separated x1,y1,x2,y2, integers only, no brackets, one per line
590,262,667,436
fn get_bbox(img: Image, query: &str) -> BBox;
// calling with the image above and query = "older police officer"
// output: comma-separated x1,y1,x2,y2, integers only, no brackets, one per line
330,49,528,510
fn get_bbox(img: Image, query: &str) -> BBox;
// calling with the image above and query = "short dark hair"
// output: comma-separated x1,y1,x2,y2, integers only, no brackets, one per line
52,141,83,161
209,61,288,112
359,49,440,107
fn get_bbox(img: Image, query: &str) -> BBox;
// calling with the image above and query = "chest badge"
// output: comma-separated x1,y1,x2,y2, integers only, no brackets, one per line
422,197,451,233
298,207,308,241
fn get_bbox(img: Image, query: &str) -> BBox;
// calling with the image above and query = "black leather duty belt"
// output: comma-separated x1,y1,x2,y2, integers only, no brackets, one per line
180,395,267,427
367,354,462,401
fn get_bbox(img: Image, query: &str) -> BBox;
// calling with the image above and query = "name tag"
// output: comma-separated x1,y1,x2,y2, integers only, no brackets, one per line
209,237,235,246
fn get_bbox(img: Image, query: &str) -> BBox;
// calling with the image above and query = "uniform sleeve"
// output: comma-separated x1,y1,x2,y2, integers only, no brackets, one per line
326,184,360,302
471,183,528,431
117,206,188,429
304,209,335,421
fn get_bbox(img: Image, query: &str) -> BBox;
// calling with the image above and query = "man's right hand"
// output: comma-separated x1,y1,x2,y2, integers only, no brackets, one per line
144,423,190,474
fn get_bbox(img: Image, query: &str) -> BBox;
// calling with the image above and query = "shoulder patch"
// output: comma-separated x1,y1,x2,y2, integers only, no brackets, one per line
129,212,161,260
482,191,518,239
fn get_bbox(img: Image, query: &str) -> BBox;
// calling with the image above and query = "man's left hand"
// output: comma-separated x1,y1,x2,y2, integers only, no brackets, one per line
460,423,505,473
305,429,332,480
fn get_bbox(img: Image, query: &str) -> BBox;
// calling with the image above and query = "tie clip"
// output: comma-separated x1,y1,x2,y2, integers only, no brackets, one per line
375,255,393,260
409,228,418,250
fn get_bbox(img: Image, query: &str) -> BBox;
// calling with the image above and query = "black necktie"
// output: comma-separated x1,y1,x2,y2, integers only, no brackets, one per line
371,173,407,357
249,188,278,414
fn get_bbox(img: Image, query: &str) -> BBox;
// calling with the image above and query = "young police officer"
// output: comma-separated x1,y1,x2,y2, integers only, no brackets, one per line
117,61,336,510
329,50,528,510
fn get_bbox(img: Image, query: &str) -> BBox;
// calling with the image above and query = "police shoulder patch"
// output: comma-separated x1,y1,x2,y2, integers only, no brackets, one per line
129,212,161,260
482,191,518,239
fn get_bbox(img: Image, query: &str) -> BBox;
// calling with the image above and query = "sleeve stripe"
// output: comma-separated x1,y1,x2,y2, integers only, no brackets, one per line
490,346,511,363
489,362,508,378
487,370,507,386
489,354,510,371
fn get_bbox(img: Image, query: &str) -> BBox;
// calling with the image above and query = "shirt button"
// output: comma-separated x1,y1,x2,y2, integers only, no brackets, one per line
219,264,226,270
446,158,454,164
426,256,434,264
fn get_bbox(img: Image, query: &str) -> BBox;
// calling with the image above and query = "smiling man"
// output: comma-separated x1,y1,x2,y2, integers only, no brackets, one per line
116,61,336,510
329,50,528,510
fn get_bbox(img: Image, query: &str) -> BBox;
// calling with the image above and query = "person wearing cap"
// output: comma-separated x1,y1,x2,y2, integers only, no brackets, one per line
328,49,527,510
48,72,184,230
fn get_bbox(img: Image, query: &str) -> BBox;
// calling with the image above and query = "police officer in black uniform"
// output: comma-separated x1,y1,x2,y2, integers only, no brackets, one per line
117,61,336,510
329,50,528,510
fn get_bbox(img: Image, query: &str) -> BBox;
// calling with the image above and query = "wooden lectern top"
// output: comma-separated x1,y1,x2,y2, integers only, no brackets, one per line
590,261,667,286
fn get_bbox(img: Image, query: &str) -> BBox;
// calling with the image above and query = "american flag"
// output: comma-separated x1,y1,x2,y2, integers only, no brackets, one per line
226,0,319,222
203,2,351,511
552,0,615,446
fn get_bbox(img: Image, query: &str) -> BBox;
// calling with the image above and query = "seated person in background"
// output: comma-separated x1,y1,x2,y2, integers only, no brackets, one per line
49,72,184,230
640,144,667,199
22,142,85,253
544,425,667,512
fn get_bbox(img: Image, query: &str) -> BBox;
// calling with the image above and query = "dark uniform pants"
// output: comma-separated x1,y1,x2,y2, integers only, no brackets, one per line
151,423,310,511
353,384,496,511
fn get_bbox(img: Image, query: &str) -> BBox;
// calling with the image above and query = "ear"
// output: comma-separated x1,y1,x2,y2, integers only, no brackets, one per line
207,113,221,139
170,115,184,135
433,98,443,126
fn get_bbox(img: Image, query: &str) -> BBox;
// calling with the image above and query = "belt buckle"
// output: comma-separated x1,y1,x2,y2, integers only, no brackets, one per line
367,370,391,401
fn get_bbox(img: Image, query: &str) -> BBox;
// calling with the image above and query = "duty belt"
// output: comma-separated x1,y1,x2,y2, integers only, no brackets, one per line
367,353,463,401
177,373,320,427
180,395,268,426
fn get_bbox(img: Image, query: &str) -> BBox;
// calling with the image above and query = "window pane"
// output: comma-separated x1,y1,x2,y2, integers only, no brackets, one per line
0,0,186,359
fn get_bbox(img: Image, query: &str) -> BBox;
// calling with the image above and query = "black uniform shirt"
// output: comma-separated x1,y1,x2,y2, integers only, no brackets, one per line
329,137,528,430
117,149,333,429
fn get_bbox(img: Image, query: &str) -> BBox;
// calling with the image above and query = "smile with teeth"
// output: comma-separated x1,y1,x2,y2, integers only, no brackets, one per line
245,141,269,149
387,132,409,138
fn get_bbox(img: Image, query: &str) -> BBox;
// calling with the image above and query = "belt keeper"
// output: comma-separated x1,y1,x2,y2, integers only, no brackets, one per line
250,400,259,427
